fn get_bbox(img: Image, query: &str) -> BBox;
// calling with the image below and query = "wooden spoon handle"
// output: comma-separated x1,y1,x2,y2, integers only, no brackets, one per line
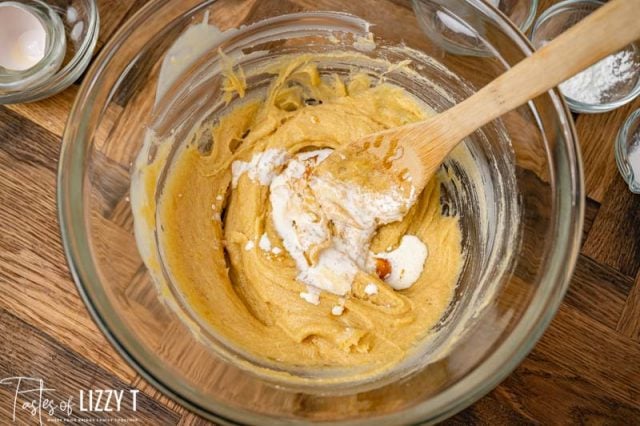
440,0,640,143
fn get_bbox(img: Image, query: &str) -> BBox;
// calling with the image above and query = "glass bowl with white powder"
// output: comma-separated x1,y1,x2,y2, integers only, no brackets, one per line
530,0,640,113
616,108,640,194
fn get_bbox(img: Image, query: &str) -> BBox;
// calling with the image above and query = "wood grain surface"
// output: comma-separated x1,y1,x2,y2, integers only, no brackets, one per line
1,0,639,424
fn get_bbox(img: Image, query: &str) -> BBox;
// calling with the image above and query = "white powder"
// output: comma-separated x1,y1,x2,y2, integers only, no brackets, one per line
231,148,288,188
297,248,358,296
559,50,637,104
270,150,358,297
300,287,320,305
331,297,346,316
269,148,418,303
364,283,378,295
244,240,254,251
353,32,376,52
269,150,333,266
331,305,344,316
310,176,414,232
258,233,272,251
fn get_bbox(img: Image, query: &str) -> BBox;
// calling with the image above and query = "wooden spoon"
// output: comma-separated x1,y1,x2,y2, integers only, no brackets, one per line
317,0,640,195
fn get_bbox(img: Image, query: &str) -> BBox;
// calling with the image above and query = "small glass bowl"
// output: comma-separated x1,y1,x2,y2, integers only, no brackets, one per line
530,0,640,114
414,0,538,57
0,0,99,104
615,108,640,194
492,0,538,34
0,1,66,92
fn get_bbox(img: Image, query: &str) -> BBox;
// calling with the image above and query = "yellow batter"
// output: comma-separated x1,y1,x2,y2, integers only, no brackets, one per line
144,56,462,372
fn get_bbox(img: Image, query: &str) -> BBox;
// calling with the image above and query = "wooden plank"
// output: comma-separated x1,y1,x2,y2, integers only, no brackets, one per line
130,375,220,425
5,86,78,137
0,307,181,424
582,197,599,244
582,172,640,278
534,304,640,407
209,0,257,30
94,0,145,54
445,392,537,425
129,375,188,416
577,97,640,203
5,84,123,147
563,254,634,330
0,107,136,382
452,348,640,424
245,0,304,22
0,106,60,173
618,273,640,341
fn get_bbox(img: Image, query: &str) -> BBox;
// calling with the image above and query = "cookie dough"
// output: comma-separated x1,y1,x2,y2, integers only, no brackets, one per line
139,55,463,371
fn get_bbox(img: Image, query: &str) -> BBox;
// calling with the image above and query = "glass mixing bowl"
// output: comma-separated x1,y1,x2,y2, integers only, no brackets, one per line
58,0,583,423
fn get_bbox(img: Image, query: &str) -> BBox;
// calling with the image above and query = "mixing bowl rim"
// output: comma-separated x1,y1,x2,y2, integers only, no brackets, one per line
514,0,539,33
57,0,584,423
483,0,540,33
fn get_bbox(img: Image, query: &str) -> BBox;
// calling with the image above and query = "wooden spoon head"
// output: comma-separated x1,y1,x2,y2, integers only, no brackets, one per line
314,114,455,202
313,133,417,205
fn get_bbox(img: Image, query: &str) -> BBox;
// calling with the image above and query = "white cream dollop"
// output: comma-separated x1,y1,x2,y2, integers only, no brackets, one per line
373,235,428,290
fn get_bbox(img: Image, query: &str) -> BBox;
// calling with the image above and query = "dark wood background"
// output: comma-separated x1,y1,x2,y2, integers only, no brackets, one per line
1,0,639,424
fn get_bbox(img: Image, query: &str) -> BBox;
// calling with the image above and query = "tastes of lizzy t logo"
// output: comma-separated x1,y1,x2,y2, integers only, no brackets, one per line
0,377,139,424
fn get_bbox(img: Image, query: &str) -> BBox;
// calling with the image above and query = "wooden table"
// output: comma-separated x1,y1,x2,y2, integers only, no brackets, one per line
1,0,639,424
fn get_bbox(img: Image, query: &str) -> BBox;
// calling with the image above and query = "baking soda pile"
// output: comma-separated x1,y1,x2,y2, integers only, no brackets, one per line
559,50,638,104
